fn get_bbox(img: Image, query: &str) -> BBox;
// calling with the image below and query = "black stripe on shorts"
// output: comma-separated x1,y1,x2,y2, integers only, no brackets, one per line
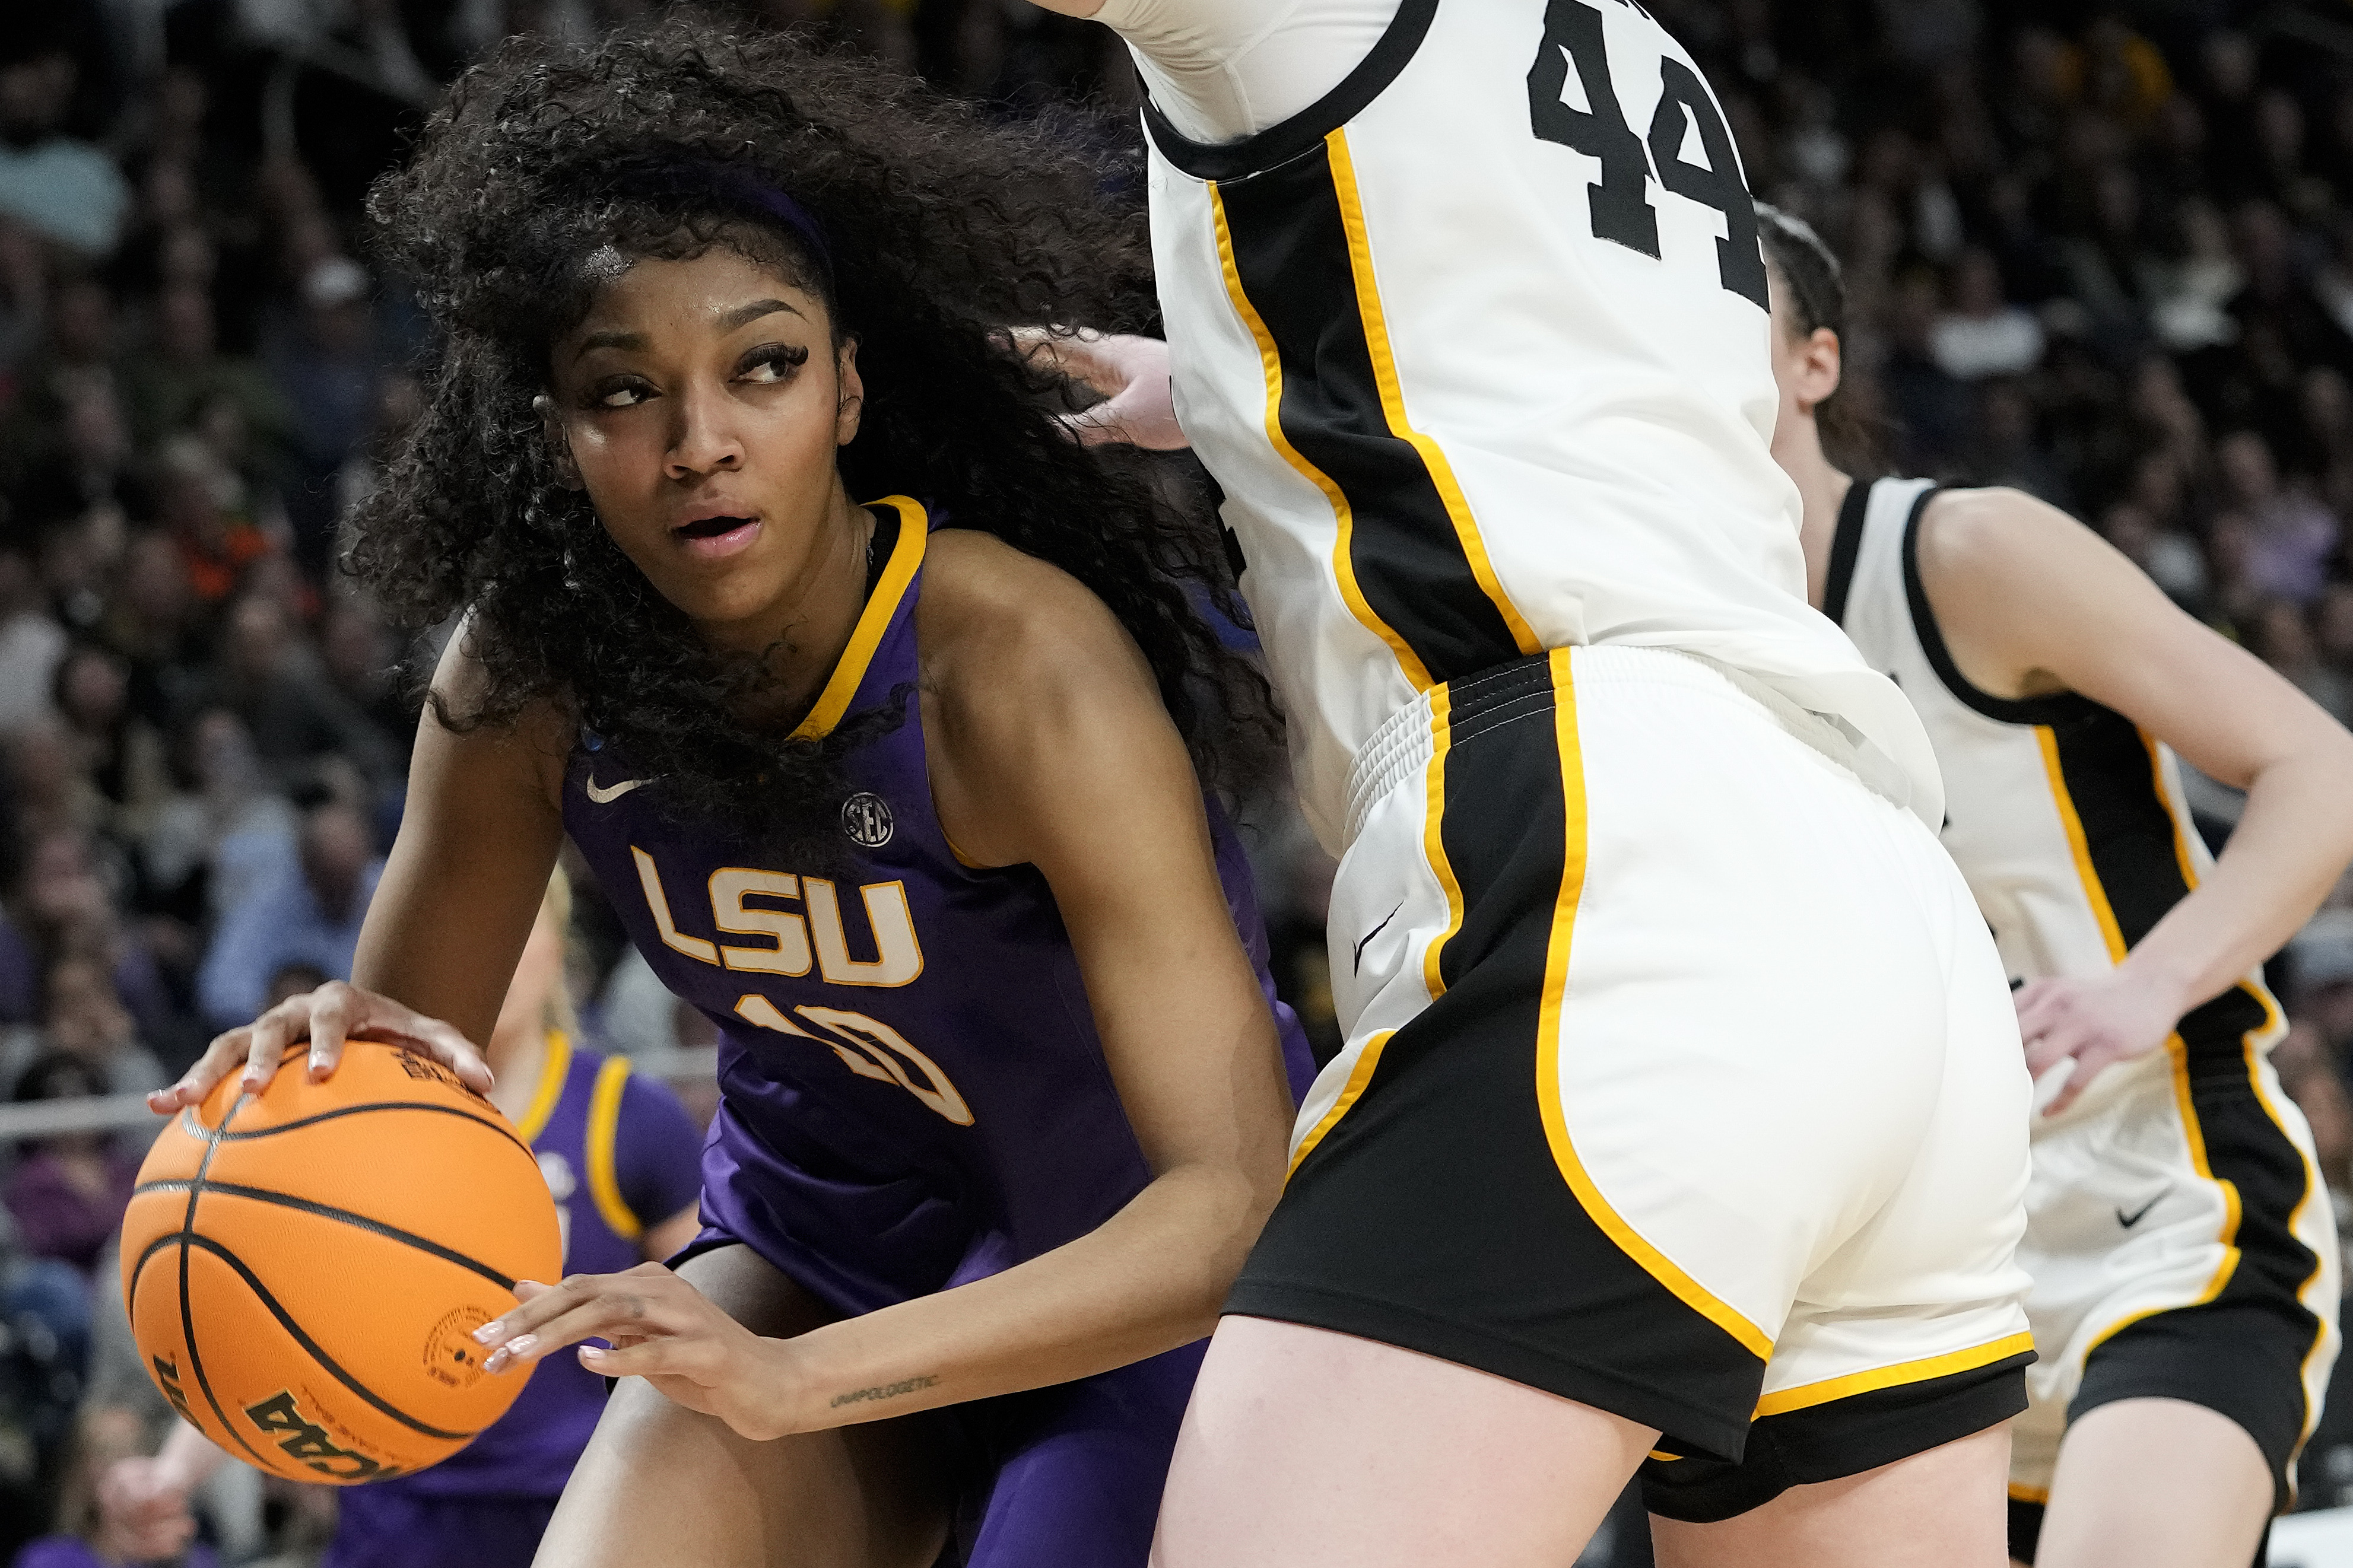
1227,653,1768,1464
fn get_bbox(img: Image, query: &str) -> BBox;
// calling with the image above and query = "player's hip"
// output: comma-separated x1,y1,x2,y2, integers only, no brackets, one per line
1265,645,2033,1445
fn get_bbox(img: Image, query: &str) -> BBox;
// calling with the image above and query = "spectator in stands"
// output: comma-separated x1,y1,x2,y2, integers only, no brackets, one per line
265,256,385,569
96,532,202,735
0,30,127,257
2,1052,135,1277
0,549,65,735
148,439,268,612
2219,429,2341,605
119,286,288,470
1933,248,2046,380
180,593,392,790
49,645,164,841
193,798,379,1032
0,831,167,1042
0,953,169,1099
139,707,296,933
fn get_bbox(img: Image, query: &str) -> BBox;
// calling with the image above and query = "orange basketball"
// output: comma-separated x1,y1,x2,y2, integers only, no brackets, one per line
120,1042,563,1485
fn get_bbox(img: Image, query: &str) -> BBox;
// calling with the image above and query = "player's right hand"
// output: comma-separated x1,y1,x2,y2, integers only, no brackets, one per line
148,981,494,1114
94,1456,198,1564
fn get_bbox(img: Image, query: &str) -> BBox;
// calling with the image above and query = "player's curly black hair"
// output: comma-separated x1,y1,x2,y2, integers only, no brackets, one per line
352,14,1276,859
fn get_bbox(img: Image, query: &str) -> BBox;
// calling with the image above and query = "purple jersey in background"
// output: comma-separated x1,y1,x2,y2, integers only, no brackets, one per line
323,1034,703,1568
559,497,1312,1568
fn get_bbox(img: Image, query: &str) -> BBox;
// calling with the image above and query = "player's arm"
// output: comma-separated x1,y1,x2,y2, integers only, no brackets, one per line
1920,488,2353,1112
150,625,569,1108
94,1420,231,1563
471,534,1294,1439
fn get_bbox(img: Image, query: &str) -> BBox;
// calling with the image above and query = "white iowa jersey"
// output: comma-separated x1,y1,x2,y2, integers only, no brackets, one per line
1830,477,2284,1107
1141,0,1941,849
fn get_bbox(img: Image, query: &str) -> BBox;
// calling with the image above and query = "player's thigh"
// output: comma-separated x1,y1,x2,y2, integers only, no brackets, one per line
1649,1424,2012,1568
533,1245,949,1568
1149,1315,1653,1568
2029,1399,2271,1568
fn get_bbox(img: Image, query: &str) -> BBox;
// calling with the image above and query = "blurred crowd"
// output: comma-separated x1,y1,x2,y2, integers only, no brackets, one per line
0,0,2347,1560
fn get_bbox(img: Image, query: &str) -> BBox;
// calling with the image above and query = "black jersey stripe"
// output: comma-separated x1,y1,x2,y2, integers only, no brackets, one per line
1212,132,1535,691
2035,712,2273,1047
1819,476,1872,627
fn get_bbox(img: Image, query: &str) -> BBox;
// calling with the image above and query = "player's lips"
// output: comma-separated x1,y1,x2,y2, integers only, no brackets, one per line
669,503,763,560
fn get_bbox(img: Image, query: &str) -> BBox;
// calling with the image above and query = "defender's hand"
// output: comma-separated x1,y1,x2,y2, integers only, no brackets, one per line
149,981,494,1114
1011,328,1187,450
474,1265,804,1441
2018,970,2187,1116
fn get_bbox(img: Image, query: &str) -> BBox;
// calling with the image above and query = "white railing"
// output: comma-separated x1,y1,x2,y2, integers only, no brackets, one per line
0,1048,720,1144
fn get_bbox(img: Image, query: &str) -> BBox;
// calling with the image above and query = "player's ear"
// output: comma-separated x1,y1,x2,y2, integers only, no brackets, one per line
531,393,586,491
1799,327,1843,409
834,336,864,447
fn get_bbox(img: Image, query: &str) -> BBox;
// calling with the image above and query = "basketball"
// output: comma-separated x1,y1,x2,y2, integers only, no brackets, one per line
119,1042,564,1486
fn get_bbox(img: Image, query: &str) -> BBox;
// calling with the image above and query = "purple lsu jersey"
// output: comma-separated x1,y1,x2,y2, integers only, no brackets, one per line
330,1032,702,1561
561,497,1314,1319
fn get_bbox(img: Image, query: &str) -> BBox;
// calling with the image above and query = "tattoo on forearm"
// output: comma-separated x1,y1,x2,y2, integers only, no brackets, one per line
828,1375,940,1410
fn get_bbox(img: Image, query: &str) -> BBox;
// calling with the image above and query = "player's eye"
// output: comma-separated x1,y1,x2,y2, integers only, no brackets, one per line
586,377,653,410
736,344,810,386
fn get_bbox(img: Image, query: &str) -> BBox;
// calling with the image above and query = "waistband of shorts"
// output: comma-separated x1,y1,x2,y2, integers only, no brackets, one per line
1342,645,1878,848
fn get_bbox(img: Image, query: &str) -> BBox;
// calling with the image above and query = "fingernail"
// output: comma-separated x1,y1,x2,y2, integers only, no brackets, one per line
472,1322,501,1344
483,1348,509,1374
309,1051,328,1071
504,1335,536,1361
578,1346,605,1364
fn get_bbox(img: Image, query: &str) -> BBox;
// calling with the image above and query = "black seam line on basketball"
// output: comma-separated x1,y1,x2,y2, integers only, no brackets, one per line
132,1180,517,1293
176,1087,274,1467
177,1232,474,1443
180,1099,532,1162
1218,143,1523,686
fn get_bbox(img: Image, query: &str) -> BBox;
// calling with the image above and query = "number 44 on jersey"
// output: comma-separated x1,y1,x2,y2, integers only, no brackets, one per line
1528,0,1768,309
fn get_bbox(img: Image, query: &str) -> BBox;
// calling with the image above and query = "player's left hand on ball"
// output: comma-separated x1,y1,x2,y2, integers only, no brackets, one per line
2016,971,2185,1116
475,1264,801,1440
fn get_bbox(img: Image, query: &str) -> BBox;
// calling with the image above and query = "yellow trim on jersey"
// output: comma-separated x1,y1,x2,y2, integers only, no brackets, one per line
2009,1483,2050,1506
1287,1029,1395,1181
2032,726,2129,964
1323,129,1541,662
1420,685,1466,1001
584,1055,644,1242
1206,182,1435,694
1533,648,1774,1362
2139,731,2207,897
1751,1332,2034,1420
2081,1035,2243,1359
790,497,928,742
513,1029,572,1146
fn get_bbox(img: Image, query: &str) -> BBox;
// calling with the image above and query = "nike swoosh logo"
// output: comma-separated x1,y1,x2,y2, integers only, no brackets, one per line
1353,902,1405,975
585,774,649,804
2117,1197,2162,1229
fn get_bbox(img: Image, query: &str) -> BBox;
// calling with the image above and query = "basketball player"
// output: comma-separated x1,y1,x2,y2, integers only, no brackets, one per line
148,21,1311,1568
104,871,706,1567
1027,1,2037,1563
1755,205,2353,1568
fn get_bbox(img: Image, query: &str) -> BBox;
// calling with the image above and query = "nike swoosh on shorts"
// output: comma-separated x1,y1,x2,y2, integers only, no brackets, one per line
585,775,649,804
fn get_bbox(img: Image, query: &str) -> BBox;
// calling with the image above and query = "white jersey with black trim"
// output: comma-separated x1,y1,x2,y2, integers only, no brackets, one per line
1827,476,2285,1119
1129,0,1941,850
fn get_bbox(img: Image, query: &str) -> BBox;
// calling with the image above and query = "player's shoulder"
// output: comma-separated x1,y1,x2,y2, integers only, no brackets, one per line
917,528,1150,698
1916,484,2095,590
